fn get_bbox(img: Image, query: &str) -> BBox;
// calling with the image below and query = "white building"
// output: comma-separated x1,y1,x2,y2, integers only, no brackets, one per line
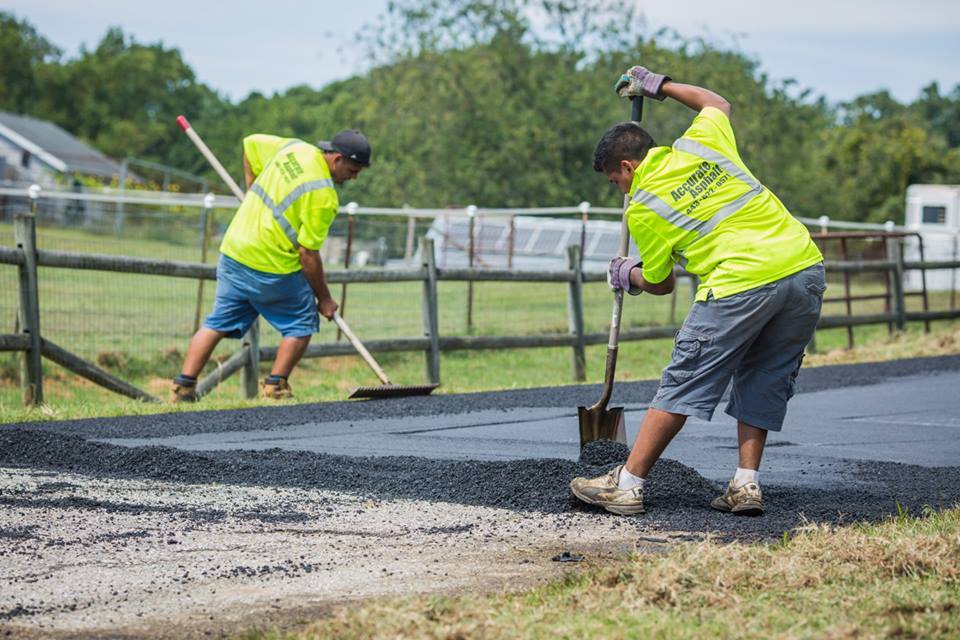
0,111,123,187
904,184,960,291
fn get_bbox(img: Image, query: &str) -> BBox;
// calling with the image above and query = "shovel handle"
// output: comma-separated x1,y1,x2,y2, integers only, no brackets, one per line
631,96,644,123
331,312,392,386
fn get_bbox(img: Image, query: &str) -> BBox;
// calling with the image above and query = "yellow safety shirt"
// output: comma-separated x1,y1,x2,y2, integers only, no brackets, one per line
220,134,339,274
627,107,823,301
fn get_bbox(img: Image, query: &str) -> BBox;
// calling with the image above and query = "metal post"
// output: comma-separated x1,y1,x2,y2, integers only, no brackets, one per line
115,159,128,236
193,193,216,334
914,233,931,333
403,207,417,265
507,215,515,269
336,202,358,341
578,201,590,268
951,231,958,311
466,205,477,334
241,320,260,399
15,185,43,406
421,237,440,384
567,245,586,381
882,235,894,335
840,237,854,348
888,237,907,331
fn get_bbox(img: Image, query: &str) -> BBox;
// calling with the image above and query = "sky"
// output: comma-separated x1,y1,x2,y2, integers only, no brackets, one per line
6,0,959,104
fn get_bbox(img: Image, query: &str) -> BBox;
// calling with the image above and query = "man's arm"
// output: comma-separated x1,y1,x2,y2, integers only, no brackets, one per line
242,153,255,189
630,267,676,296
660,81,731,117
299,247,338,319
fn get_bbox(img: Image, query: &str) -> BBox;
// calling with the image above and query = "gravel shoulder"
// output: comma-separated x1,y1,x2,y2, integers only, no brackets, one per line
1,355,959,638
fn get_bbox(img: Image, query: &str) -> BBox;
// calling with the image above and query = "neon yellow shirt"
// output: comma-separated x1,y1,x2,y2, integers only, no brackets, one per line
627,107,822,301
220,134,339,274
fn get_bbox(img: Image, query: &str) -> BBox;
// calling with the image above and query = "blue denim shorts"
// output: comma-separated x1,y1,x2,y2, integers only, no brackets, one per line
204,255,319,339
650,264,826,431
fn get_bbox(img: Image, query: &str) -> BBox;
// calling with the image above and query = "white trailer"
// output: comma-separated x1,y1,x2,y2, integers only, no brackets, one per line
904,184,960,291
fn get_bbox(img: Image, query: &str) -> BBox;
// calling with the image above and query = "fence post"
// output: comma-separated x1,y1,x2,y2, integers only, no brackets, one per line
15,185,43,406
240,320,260,398
888,236,907,331
193,193,216,333
566,245,586,382
466,204,477,333
421,237,441,384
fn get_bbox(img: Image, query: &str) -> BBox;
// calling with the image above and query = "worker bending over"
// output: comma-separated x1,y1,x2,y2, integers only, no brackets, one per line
172,130,371,401
571,67,825,516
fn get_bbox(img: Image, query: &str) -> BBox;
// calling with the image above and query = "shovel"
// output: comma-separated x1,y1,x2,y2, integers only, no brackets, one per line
578,96,644,448
177,115,439,400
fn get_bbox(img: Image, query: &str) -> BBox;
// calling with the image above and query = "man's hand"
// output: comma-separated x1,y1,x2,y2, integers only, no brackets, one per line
318,296,339,320
615,65,671,101
607,256,643,295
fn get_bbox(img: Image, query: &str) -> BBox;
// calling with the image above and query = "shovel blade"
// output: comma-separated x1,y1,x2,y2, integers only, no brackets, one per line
577,405,627,448
348,383,439,400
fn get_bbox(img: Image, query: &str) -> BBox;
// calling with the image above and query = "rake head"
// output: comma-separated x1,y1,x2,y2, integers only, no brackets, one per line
348,383,440,400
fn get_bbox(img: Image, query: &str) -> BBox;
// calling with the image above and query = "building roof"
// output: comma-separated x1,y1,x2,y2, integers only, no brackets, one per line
0,111,123,179
426,214,639,269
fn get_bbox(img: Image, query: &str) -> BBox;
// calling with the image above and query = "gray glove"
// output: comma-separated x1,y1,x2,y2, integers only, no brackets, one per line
607,256,643,295
614,65,671,101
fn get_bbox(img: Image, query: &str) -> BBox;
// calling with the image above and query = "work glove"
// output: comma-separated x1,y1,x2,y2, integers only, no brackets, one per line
607,256,643,295
614,65,671,101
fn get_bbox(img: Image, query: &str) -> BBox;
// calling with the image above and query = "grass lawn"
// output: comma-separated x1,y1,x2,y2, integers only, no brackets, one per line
1,221,959,423
243,506,960,639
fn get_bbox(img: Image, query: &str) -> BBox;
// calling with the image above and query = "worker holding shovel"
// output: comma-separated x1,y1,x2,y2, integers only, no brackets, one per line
571,67,825,516
171,129,371,402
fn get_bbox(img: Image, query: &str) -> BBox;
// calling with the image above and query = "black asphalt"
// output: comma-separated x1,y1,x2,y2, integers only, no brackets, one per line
2,354,960,540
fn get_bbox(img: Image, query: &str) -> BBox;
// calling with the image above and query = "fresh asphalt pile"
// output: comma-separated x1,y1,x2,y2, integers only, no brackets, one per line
2,355,960,541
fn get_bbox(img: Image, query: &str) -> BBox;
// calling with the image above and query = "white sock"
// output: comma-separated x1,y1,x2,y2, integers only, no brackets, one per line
733,467,759,487
618,466,645,490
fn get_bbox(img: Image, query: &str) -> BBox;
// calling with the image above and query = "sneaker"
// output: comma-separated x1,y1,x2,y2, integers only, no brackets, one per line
170,383,198,403
710,479,764,516
570,465,645,515
261,378,294,400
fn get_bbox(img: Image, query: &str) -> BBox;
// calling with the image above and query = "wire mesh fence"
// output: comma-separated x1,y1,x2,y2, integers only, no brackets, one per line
2,188,960,394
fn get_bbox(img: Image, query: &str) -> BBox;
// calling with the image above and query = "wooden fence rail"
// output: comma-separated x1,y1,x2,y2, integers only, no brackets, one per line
2,212,960,406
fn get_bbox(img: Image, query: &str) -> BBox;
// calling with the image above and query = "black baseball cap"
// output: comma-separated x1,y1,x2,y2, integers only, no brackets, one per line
318,130,371,167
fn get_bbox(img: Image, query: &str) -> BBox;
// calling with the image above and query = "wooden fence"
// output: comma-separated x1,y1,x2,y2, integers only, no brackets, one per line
2,211,960,406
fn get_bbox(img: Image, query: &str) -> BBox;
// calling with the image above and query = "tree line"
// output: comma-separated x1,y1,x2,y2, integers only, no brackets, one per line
2,1,958,223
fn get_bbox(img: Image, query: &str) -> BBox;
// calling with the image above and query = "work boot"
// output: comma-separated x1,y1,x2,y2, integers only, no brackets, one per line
170,377,198,403
261,377,294,400
711,479,764,516
569,465,645,515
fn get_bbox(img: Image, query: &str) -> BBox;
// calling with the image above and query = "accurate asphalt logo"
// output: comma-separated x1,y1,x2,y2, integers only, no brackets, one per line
670,160,731,215
280,152,305,182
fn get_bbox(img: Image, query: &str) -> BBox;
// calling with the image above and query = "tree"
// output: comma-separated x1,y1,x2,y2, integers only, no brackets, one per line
0,12,60,113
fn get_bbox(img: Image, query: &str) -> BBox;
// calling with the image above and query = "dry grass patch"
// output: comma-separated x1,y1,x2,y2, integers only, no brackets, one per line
250,507,960,640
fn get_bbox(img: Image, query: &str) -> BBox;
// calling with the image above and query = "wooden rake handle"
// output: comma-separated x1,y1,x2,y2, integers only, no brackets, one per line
331,312,391,386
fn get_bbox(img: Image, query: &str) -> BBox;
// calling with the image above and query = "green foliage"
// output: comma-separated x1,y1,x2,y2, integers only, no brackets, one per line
2,2,959,223
0,12,61,114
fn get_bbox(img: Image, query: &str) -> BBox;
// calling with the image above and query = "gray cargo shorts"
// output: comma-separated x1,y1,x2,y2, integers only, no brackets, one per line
650,263,826,431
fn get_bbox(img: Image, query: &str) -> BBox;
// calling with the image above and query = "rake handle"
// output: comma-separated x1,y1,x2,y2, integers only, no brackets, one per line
177,115,246,201
331,312,392,386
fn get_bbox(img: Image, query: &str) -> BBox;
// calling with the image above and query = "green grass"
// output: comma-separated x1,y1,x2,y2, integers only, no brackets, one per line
237,507,960,639
1,221,959,423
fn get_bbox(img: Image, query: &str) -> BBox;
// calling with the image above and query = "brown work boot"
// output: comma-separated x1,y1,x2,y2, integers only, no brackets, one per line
711,479,764,516
570,465,645,515
261,377,294,400
170,382,198,403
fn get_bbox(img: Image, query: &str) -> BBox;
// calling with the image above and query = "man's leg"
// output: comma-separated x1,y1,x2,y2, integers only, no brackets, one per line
624,408,688,478
180,328,227,378
737,420,768,471
271,335,312,377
